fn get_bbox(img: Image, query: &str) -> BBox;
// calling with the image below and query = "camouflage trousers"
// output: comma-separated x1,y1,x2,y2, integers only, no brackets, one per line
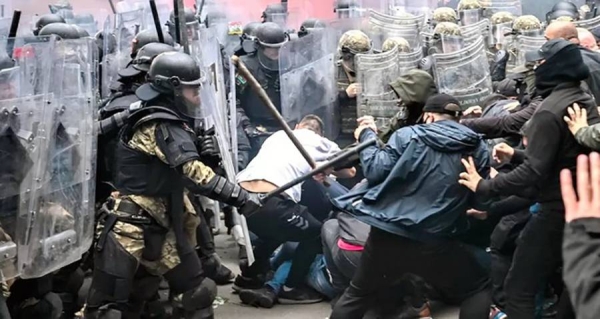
100,199,200,276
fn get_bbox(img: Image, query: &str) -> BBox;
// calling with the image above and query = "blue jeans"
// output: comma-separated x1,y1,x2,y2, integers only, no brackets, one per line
267,242,337,299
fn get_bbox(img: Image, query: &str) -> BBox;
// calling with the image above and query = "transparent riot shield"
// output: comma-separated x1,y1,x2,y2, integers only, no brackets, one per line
480,0,522,18
432,36,493,109
20,38,97,279
575,15,600,31
114,9,146,75
460,19,492,46
0,94,54,281
279,29,338,139
387,0,437,17
398,48,422,73
506,35,545,73
459,9,484,26
0,0,11,18
491,22,512,47
356,45,403,128
367,9,425,50
101,15,116,99
0,16,9,37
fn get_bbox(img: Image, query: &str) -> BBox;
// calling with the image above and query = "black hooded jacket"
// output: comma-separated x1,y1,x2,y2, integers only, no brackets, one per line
476,44,600,208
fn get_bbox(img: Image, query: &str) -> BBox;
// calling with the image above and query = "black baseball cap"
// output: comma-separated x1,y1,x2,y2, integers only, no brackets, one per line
423,93,462,117
525,38,573,63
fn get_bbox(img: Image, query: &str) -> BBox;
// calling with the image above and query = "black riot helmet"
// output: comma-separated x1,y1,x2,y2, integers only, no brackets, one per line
239,22,262,55
136,52,203,119
71,24,90,38
262,3,288,26
131,29,175,59
254,22,288,72
34,14,66,36
546,1,580,23
120,42,178,78
167,7,200,42
334,0,362,19
205,10,227,28
298,18,326,38
39,23,81,39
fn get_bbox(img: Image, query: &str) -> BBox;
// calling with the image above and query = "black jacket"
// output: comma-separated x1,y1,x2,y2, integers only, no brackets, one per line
476,82,600,208
563,218,600,319
580,47,600,105
461,96,542,139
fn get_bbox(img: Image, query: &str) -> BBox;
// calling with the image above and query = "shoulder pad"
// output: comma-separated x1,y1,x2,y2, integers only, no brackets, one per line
102,93,139,114
494,50,508,63
419,56,433,72
129,106,185,131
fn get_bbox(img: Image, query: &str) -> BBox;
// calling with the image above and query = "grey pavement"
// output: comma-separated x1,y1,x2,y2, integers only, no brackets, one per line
213,233,461,319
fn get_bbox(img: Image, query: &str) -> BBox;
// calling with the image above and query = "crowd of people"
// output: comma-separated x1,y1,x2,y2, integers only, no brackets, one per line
3,0,600,319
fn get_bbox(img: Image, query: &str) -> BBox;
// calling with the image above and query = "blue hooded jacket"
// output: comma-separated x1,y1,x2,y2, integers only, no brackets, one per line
332,120,490,241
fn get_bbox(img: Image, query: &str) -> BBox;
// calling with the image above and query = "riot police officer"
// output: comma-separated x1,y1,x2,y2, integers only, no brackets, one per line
382,37,411,53
38,22,81,39
236,22,289,159
262,3,288,27
431,7,459,27
336,30,372,148
233,22,261,57
86,51,261,319
166,7,200,43
33,14,65,36
130,29,175,59
456,0,484,26
546,1,580,23
298,18,327,38
334,0,363,19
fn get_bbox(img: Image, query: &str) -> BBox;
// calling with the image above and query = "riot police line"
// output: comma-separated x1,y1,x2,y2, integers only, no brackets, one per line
0,0,600,318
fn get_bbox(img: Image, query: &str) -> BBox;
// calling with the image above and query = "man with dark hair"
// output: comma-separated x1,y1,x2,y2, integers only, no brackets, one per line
330,94,492,319
235,115,356,303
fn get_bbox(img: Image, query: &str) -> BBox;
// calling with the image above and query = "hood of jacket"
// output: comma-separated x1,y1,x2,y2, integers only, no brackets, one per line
412,120,482,153
389,69,437,105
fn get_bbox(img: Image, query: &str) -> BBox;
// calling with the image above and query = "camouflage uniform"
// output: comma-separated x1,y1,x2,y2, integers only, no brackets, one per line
490,11,515,25
382,37,411,53
432,7,459,24
107,121,211,275
574,124,600,151
457,0,483,10
512,15,542,33
336,30,371,147
434,22,463,36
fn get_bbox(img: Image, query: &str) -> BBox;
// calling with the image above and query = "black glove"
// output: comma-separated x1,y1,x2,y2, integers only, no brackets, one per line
238,191,264,217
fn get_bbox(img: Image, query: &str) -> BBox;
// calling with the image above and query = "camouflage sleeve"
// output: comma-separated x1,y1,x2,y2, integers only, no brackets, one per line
129,122,217,186
377,115,402,143
575,124,600,151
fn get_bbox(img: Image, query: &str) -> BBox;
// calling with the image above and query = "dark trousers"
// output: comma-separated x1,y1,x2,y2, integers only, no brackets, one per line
245,195,323,288
321,219,362,295
504,207,573,319
330,227,491,319
490,210,531,308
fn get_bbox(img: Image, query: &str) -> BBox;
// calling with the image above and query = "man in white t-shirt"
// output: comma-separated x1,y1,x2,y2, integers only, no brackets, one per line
235,114,355,303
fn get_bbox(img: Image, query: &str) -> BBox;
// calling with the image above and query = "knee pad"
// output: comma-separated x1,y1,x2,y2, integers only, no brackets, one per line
180,278,217,312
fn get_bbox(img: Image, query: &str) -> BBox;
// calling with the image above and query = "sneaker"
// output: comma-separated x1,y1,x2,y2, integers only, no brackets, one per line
278,286,323,305
490,306,507,319
233,275,265,292
239,286,278,308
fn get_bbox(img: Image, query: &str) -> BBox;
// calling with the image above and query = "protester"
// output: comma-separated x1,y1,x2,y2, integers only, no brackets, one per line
459,39,600,319
236,115,355,303
578,27,600,51
330,94,492,319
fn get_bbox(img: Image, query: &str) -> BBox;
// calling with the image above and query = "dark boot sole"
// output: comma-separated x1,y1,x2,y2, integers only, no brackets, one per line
239,290,276,309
